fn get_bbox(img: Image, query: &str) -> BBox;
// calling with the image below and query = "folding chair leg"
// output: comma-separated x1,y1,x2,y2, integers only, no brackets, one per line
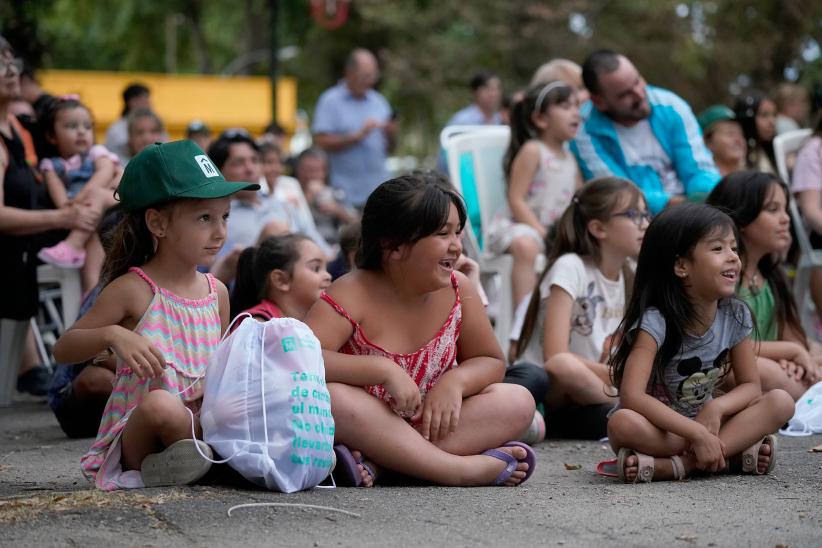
0,319,28,406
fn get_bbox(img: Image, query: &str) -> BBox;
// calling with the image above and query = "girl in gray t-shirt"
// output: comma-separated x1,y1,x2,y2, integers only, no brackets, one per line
603,203,795,483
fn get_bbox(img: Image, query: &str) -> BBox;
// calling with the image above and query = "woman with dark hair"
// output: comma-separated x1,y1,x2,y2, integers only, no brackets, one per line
733,90,778,174
0,35,100,395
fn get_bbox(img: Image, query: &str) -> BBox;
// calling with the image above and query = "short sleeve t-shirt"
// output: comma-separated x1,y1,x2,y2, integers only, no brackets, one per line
635,299,752,418
615,120,683,197
512,253,627,364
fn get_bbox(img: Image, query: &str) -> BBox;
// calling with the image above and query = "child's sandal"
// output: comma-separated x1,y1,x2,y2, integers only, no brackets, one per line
739,434,777,475
618,448,687,483
617,447,654,483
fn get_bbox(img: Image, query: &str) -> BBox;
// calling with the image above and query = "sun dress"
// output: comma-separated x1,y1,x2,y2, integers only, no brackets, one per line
319,272,462,414
79,267,222,490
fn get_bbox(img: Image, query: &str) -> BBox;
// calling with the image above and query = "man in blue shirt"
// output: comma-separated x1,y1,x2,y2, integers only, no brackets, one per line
446,71,503,127
571,50,719,214
312,49,396,208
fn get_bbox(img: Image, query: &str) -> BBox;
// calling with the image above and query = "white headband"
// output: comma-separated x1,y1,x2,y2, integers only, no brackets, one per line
535,81,571,112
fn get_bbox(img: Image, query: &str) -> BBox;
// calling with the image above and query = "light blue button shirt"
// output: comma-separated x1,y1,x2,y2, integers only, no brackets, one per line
312,82,392,207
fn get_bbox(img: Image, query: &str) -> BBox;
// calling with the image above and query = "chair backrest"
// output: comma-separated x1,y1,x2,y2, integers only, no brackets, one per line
773,128,812,182
443,126,511,254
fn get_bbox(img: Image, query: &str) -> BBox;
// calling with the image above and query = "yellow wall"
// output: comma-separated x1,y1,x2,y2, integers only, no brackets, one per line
39,70,297,143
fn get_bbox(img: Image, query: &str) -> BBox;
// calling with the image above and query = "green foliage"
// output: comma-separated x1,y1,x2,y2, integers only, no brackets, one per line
3,0,822,160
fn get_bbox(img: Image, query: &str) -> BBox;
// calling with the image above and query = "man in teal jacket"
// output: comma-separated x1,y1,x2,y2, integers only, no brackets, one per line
571,50,720,214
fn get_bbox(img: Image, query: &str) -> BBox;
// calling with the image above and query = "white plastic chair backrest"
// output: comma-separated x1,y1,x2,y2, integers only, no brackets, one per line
774,128,812,182
443,126,511,252
439,125,497,150
774,129,813,256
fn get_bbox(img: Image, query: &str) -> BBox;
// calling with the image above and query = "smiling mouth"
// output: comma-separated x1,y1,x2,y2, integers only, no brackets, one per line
720,270,738,281
439,258,456,270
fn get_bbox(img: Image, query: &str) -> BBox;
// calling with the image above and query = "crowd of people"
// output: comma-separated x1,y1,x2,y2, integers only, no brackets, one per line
2,32,821,490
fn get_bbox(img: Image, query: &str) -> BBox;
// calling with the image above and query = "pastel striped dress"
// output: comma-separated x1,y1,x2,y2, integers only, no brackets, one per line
80,267,222,490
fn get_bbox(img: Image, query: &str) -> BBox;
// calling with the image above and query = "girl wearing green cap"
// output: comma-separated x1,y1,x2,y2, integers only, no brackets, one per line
53,140,258,489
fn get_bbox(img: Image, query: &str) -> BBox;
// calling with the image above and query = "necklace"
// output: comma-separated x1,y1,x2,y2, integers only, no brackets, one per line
744,271,760,296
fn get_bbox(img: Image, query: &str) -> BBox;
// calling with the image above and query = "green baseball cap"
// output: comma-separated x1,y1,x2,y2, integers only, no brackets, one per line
698,105,736,134
115,140,260,211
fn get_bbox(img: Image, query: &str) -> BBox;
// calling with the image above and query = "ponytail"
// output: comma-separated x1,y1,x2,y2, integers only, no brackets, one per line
503,81,574,178
229,233,311,319
514,177,641,360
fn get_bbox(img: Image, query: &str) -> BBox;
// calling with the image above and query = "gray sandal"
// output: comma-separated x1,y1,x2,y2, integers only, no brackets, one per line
617,448,686,483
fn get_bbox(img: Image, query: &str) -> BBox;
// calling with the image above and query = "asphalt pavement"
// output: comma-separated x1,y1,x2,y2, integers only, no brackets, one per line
2,401,821,547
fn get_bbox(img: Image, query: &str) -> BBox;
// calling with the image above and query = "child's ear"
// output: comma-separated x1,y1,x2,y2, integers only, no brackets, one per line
587,219,607,241
387,244,406,261
45,132,57,146
145,208,169,238
269,269,291,292
673,256,689,278
530,110,548,130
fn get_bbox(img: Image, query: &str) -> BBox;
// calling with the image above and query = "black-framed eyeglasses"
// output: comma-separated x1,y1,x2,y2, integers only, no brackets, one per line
0,58,23,75
612,208,653,227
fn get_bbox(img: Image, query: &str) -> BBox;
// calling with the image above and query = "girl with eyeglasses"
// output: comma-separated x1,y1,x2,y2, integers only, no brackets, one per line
510,177,649,440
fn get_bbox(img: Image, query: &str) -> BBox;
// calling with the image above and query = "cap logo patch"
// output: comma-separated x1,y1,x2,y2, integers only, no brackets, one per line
195,155,219,178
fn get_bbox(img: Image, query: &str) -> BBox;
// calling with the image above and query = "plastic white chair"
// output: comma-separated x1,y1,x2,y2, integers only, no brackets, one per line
774,129,822,334
37,264,82,333
442,126,514,349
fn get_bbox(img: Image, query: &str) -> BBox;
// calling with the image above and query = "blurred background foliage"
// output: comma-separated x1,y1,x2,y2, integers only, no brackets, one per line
3,0,822,160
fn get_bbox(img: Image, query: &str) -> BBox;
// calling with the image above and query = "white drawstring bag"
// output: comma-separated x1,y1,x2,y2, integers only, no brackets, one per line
780,380,822,437
200,316,335,492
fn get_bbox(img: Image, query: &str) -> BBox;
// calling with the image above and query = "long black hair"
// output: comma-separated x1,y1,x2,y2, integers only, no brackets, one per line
503,81,574,178
230,233,311,319
609,203,740,393
733,90,776,170
357,171,466,270
706,170,807,347
515,177,640,360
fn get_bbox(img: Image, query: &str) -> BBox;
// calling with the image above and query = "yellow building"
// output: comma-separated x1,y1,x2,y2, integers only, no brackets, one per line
39,70,297,143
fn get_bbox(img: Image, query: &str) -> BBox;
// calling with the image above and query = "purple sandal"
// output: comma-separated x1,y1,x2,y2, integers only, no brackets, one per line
333,444,376,487
482,440,536,486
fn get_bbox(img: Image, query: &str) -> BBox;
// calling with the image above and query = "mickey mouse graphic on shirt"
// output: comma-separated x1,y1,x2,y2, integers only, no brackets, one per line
675,348,730,408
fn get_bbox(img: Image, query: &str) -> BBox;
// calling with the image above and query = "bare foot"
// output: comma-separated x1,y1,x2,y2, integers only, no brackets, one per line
473,445,530,486
350,449,377,488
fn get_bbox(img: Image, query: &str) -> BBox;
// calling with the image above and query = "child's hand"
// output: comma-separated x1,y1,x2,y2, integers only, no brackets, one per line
382,363,421,417
778,359,806,383
693,400,723,436
413,376,463,443
689,427,726,472
109,327,166,379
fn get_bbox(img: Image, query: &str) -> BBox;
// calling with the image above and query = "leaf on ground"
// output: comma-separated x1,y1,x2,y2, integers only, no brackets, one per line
563,463,582,470
809,444,822,452
675,534,698,542
0,489,188,523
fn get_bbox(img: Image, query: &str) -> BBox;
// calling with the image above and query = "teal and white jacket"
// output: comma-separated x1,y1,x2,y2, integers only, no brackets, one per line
571,86,720,214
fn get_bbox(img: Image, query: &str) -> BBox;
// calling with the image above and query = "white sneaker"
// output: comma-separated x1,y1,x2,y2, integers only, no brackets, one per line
141,439,213,487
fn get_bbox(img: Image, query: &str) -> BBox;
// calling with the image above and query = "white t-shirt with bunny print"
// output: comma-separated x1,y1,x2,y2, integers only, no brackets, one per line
512,253,626,365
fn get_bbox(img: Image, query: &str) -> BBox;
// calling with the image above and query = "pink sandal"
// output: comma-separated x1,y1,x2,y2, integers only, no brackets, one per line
37,241,86,269
616,448,686,483
733,434,777,475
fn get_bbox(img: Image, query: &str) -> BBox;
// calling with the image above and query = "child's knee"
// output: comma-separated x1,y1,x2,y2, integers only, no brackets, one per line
545,352,583,378
509,236,540,260
762,389,795,423
606,408,641,443
138,390,188,430
488,383,535,425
